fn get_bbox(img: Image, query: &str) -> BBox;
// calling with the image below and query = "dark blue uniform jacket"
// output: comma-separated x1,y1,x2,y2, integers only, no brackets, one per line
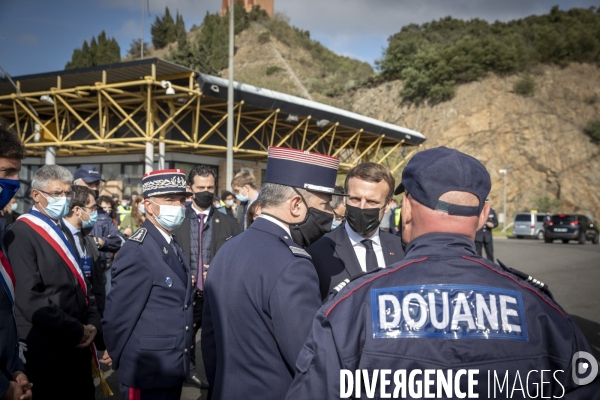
103,220,194,389
287,233,599,399
202,217,322,400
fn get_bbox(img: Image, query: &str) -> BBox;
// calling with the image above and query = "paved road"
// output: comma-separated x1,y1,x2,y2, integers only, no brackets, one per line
97,237,600,400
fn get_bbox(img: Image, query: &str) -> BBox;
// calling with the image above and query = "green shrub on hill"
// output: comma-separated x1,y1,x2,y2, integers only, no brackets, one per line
514,75,536,96
377,6,600,103
584,119,600,141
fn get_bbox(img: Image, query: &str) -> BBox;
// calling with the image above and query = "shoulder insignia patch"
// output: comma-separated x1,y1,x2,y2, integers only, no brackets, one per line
497,259,551,296
129,228,147,243
333,278,350,293
289,246,312,259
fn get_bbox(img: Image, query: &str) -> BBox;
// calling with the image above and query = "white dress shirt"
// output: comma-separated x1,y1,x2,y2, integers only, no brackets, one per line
259,214,291,236
62,218,86,258
155,224,174,243
344,221,386,272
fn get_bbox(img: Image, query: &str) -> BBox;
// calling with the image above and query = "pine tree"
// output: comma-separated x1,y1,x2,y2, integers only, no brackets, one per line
151,14,168,49
164,7,176,44
175,12,186,43
65,32,120,69
127,39,149,59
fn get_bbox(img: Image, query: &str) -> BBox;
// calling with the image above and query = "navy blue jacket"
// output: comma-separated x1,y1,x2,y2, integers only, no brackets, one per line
103,219,194,389
287,233,599,399
201,217,322,400
475,207,499,243
0,236,24,398
86,210,125,261
308,224,404,301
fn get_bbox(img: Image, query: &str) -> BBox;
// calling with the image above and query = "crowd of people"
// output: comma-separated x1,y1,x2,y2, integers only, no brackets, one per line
1,120,599,400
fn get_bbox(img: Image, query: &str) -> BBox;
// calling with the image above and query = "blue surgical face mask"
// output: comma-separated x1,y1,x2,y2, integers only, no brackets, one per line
151,201,185,231
331,218,342,230
138,204,145,214
0,178,20,209
41,193,71,220
80,209,98,229
10,202,18,212
235,187,249,203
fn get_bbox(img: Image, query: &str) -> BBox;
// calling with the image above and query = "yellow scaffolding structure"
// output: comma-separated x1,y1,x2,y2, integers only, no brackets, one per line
0,59,424,172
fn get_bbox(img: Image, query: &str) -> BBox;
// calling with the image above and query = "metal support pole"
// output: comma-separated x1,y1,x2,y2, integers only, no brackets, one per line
145,142,154,173
158,142,165,169
499,169,508,231
45,146,56,165
226,0,234,191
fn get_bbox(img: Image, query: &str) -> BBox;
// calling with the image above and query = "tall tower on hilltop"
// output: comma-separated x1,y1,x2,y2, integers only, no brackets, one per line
221,0,274,18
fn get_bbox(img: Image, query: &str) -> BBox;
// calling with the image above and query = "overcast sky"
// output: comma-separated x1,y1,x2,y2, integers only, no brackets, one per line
1,0,598,77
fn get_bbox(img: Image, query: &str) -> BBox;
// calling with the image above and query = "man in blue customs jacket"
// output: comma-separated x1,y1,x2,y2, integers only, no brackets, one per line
102,169,194,400
286,147,600,399
202,146,341,400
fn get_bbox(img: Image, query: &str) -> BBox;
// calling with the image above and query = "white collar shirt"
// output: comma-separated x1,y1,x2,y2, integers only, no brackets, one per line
259,214,291,236
344,220,386,272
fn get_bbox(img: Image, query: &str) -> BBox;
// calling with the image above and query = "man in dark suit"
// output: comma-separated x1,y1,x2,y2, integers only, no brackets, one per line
0,122,32,400
61,185,107,316
231,171,260,231
308,162,404,301
4,165,101,400
172,165,240,388
102,169,194,400
475,204,498,261
202,146,340,400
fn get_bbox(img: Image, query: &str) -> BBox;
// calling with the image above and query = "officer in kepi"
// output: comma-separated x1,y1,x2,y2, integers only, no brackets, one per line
101,169,195,400
202,146,339,400
286,146,599,399
475,200,498,261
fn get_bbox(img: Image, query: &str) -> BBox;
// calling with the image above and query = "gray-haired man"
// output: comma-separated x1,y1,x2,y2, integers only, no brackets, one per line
3,165,102,400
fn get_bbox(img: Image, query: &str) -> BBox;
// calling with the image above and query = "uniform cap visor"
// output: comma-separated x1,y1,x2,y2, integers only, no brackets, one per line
394,183,406,196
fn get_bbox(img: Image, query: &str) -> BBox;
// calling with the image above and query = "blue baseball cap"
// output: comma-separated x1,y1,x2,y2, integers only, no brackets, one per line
74,165,104,183
394,147,491,216
264,147,342,195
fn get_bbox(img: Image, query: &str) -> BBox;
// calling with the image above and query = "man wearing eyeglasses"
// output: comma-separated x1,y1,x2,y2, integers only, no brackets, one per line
61,185,107,316
3,165,103,400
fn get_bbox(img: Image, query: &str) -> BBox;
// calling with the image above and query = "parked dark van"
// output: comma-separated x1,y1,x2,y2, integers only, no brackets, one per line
544,214,599,244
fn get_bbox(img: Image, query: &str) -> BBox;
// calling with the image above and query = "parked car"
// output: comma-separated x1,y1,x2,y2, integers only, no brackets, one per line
544,214,599,244
512,212,546,239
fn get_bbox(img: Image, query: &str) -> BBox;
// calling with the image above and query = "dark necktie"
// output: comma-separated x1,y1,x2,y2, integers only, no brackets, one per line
197,214,205,291
77,231,87,257
361,239,379,272
169,238,185,274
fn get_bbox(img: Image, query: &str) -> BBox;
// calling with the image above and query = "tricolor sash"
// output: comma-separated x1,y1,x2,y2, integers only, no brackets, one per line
16,210,112,396
0,250,16,305
17,210,87,300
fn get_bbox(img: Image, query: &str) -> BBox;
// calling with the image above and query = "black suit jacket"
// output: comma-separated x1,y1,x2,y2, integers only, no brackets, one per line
307,224,405,300
3,219,103,366
173,205,241,275
60,222,107,317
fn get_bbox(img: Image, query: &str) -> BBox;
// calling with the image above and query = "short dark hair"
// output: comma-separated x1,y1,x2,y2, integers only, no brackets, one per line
67,186,94,217
345,162,395,201
0,118,26,160
188,165,217,186
220,190,233,200
97,195,117,219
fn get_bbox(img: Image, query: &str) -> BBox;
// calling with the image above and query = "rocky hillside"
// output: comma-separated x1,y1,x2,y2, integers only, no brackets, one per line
343,63,600,220
161,11,600,220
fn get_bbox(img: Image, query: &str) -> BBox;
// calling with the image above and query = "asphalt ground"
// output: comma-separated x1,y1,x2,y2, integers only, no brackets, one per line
96,237,600,400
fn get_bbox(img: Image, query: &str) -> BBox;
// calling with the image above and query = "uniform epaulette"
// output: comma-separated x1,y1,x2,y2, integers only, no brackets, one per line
128,228,147,243
497,259,552,298
288,245,312,259
324,268,382,303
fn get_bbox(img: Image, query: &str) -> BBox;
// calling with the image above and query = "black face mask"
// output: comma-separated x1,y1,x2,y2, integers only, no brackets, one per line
289,207,333,248
193,191,214,209
264,188,333,248
345,204,384,236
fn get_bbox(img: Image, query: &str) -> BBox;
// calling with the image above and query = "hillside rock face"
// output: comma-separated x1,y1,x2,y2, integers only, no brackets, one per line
344,64,600,222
